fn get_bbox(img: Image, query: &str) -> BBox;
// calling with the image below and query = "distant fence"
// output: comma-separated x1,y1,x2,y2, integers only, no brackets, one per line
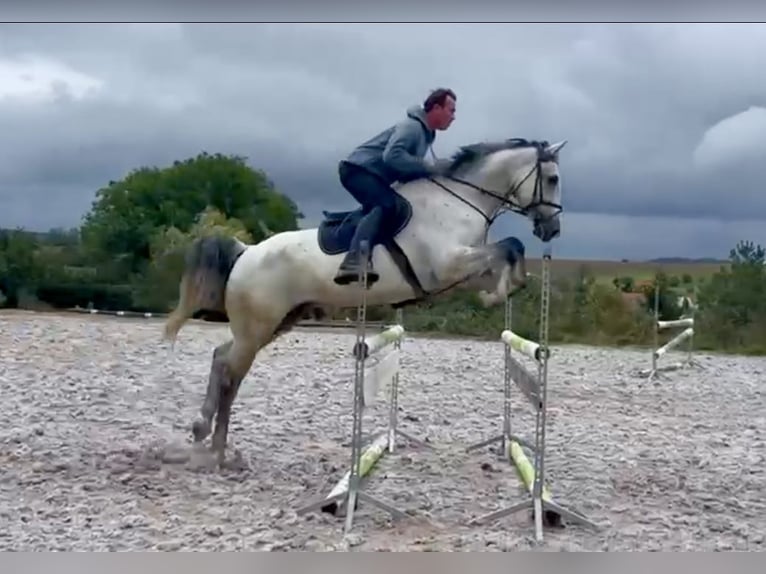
67,307,160,319
62,306,385,330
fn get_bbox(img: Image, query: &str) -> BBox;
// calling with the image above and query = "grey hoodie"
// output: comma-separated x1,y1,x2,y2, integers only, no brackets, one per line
344,105,436,185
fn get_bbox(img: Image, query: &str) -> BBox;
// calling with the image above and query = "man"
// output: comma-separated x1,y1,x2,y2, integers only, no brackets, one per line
333,87,457,287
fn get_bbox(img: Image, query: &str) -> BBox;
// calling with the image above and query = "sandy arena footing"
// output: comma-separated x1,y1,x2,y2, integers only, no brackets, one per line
1,311,764,551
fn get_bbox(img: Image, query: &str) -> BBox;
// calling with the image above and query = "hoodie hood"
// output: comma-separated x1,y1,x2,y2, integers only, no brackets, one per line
406,105,434,135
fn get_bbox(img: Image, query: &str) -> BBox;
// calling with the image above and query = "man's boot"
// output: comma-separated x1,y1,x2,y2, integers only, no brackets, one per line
333,208,382,287
333,248,378,286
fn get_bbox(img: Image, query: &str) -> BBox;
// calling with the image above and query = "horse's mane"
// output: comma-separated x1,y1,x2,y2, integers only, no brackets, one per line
442,138,551,177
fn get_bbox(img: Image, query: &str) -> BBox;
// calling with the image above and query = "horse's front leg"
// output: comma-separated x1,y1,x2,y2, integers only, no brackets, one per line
445,237,527,306
477,236,529,306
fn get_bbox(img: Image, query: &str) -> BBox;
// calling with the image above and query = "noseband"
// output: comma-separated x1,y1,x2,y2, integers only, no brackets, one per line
427,140,563,228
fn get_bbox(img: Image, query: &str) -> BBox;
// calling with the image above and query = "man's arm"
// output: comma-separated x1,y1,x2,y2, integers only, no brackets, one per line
382,120,434,181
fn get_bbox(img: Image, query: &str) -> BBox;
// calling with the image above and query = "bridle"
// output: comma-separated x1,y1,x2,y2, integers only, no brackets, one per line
427,140,563,229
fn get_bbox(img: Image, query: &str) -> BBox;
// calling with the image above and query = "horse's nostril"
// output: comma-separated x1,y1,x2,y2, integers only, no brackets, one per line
548,175,559,185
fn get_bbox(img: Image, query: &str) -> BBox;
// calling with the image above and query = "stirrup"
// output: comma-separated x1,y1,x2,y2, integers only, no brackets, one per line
333,260,379,287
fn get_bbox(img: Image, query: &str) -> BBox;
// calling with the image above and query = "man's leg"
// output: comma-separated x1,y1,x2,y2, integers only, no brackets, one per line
333,163,398,286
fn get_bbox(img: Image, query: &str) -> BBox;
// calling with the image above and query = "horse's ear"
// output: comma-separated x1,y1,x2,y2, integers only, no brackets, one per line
545,140,567,156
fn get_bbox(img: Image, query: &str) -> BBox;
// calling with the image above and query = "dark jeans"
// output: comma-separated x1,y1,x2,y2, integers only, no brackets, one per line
338,161,403,260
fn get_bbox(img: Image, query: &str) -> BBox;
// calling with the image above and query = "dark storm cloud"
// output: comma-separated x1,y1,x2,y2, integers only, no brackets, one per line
0,23,764,258
3,0,765,25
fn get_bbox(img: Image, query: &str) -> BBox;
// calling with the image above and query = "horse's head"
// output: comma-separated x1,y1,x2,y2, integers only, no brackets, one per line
504,139,565,242
442,138,566,242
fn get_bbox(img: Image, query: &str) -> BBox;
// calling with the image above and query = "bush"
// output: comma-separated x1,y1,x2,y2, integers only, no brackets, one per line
694,241,766,352
35,282,136,311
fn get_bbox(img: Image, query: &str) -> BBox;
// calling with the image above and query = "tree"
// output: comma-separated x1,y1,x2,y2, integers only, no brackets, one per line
79,152,302,279
695,240,766,350
728,239,765,266
131,206,255,311
638,271,682,321
0,229,43,307
612,275,635,292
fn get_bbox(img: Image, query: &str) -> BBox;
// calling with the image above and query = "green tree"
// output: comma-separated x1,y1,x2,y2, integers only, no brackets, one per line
0,229,44,306
132,206,255,310
728,239,766,266
612,275,635,292
639,271,682,321
79,151,302,279
695,240,766,351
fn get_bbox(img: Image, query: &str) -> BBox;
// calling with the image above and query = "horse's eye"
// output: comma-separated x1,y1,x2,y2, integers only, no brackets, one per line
547,175,559,185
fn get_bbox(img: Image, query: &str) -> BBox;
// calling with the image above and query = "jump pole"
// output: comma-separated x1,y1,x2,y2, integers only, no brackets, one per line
639,281,701,383
467,246,599,542
465,280,543,455
295,240,430,535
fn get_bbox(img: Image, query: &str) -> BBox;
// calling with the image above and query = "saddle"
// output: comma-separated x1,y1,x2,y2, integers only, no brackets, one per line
316,198,428,304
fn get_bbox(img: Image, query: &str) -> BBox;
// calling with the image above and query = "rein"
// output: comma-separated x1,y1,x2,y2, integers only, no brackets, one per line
426,144,563,229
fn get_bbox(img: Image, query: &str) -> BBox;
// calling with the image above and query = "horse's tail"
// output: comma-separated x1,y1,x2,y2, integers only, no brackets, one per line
163,234,248,344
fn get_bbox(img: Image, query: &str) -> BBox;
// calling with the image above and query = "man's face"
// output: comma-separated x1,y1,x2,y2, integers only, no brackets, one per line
432,96,456,130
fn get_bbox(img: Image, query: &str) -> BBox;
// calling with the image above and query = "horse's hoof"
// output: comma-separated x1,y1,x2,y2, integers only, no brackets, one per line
192,419,211,442
208,441,228,468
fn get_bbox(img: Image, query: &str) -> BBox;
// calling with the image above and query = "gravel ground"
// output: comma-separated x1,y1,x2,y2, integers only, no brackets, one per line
1,310,765,552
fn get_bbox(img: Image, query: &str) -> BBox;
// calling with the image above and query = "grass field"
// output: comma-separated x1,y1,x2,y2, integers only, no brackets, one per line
524,258,729,286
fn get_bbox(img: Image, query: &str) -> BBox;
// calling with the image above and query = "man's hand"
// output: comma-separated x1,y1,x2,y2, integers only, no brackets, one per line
430,158,452,176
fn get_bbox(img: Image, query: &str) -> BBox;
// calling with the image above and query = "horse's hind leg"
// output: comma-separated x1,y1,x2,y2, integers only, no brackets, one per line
192,339,233,443
210,332,267,464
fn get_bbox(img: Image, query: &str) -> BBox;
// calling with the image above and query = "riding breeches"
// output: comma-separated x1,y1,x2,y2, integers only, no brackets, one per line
338,161,406,250
339,161,403,216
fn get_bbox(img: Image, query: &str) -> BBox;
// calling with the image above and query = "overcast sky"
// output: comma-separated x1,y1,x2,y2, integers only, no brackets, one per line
1,23,765,260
